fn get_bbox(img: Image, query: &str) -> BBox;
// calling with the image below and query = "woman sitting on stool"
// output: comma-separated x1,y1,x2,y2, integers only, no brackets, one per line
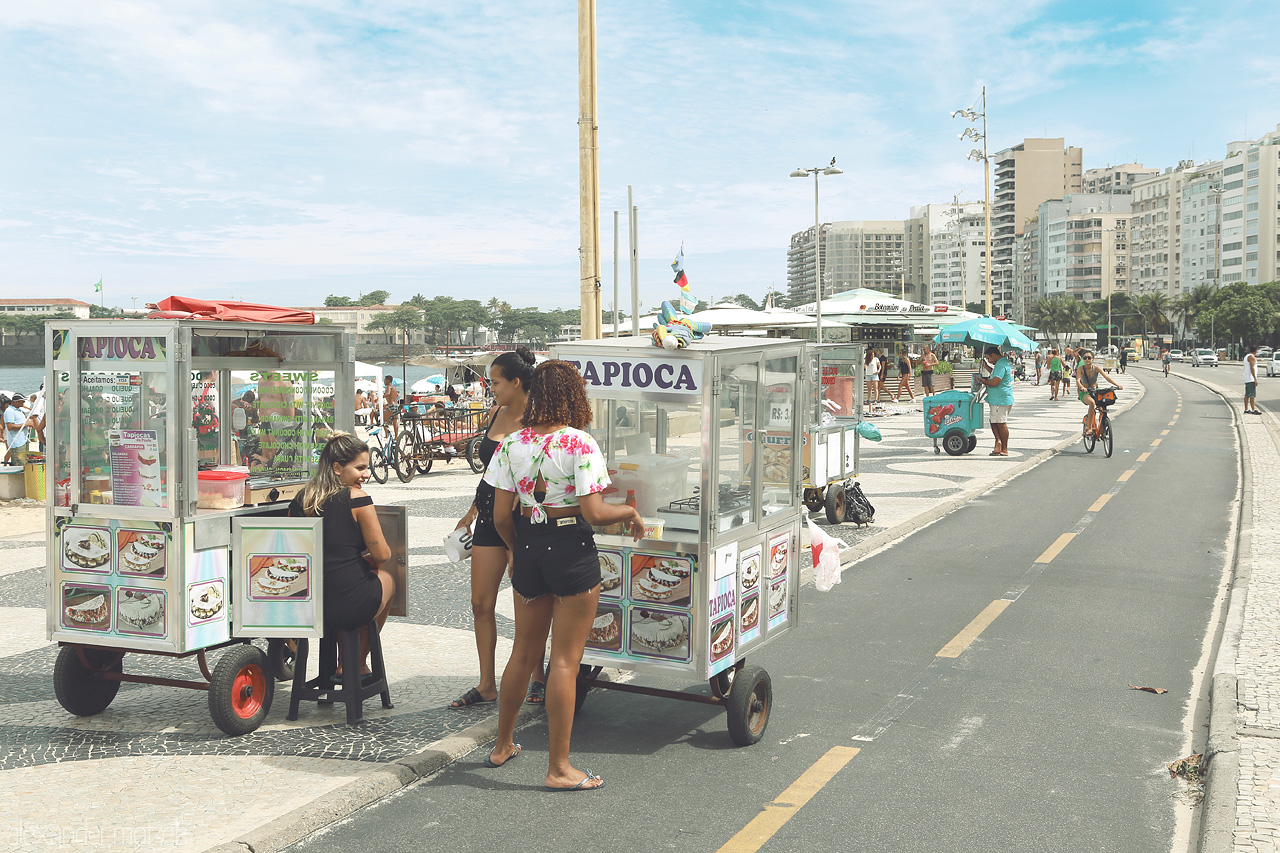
289,432,394,682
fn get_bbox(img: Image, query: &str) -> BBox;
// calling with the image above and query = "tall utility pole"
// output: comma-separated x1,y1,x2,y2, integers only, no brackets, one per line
953,87,991,315
577,0,602,340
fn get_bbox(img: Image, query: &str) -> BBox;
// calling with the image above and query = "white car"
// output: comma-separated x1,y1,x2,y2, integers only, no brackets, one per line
1266,353,1280,377
1191,348,1218,367
1169,349,1184,362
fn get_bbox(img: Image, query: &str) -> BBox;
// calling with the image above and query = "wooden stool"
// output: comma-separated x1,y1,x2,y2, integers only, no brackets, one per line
286,621,392,724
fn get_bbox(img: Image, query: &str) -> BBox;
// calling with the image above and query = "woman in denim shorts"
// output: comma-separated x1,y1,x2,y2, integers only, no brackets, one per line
483,361,643,791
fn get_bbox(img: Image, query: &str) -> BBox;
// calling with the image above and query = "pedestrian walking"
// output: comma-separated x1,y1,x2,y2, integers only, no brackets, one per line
1244,345,1261,415
865,349,882,407
920,344,938,398
1048,349,1064,400
893,348,915,402
1033,350,1043,386
1119,347,1128,374
879,349,890,402
977,346,1013,456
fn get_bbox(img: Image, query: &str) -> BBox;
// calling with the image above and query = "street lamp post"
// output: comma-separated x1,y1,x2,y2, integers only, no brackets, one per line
952,88,991,316
790,159,843,341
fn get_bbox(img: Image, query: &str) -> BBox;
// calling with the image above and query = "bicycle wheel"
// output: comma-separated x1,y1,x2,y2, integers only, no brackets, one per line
393,432,416,483
413,429,434,474
369,445,388,484
1082,419,1096,453
466,434,486,473
1100,415,1113,458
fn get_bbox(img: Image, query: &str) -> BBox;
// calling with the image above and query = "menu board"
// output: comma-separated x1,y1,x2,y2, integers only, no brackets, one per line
767,532,791,630
583,547,698,669
738,544,762,645
107,429,162,507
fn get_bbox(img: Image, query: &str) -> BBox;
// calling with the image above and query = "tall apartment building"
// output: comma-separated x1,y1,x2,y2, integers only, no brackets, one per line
927,201,987,308
1129,161,1200,300
1024,194,1130,308
1180,162,1226,293
1220,124,1280,286
786,221,905,305
992,138,1083,320
1081,163,1159,195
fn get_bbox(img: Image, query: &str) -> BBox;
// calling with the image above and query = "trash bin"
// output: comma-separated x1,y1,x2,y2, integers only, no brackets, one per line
24,453,46,501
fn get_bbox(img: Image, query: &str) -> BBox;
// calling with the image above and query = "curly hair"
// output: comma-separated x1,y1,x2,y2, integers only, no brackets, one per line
522,360,592,429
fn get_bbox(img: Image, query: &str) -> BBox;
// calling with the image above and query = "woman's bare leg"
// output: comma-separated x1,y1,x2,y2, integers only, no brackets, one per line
490,592,553,766
467,546,507,700
544,586,603,789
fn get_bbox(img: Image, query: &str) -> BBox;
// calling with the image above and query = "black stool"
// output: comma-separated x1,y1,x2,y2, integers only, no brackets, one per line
286,621,393,724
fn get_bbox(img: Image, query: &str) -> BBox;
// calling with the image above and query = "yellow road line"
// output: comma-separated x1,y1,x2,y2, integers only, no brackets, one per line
1169,421,1176,426
1151,438,1162,447
1118,470,1135,482
937,600,1011,658
1036,533,1076,564
1138,452,1151,462
1161,429,1170,435
718,746,860,852
1088,494,1112,512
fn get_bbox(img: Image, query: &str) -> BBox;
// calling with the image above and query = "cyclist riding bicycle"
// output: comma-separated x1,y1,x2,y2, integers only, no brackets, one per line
1076,349,1123,435
1162,348,1171,377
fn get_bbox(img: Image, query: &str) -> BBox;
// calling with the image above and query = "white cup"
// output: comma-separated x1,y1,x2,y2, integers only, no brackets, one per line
443,525,474,562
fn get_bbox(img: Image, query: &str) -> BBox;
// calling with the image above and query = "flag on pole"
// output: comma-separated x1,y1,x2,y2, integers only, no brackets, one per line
671,246,689,292
93,278,103,293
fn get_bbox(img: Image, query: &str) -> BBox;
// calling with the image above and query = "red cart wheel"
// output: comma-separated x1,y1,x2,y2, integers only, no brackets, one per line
209,645,274,736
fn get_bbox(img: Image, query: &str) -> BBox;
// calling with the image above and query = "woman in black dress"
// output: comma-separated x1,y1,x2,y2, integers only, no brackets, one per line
290,433,393,680
450,348,546,709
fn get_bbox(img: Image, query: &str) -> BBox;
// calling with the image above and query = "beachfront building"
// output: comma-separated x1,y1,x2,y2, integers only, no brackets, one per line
786,221,905,306
1219,124,1280,287
1179,161,1226,293
0,298,93,319
927,201,987,309
1024,194,1131,305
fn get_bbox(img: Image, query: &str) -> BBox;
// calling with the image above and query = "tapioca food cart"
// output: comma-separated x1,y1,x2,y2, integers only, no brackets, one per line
43,319,408,735
549,336,806,745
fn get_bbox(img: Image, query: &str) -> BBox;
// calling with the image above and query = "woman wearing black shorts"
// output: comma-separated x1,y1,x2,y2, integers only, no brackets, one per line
483,361,643,790
449,348,546,709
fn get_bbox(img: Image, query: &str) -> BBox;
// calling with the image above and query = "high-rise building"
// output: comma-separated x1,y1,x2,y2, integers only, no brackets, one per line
1027,194,1130,307
786,221,905,305
1081,163,1160,195
1179,162,1225,293
1220,124,1280,287
926,200,987,308
992,139,1083,320
1129,161,1201,300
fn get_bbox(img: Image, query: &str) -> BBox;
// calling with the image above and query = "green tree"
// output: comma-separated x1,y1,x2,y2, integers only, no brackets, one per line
365,306,421,345
324,295,354,307
724,293,762,311
1208,291,1275,346
965,301,985,315
358,290,391,307
89,304,123,318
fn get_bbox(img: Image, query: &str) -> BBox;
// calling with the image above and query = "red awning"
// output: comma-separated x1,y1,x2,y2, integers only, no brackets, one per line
146,297,315,324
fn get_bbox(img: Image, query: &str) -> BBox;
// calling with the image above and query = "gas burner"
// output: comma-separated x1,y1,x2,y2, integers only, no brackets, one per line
662,485,751,515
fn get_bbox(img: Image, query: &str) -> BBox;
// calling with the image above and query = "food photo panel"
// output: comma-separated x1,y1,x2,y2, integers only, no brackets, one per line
116,529,167,578
62,525,112,574
116,587,167,638
188,579,226,626
627,606,691,662
768,532,790,580
585,603,624,653
247,555,311,601
739,592,761,643
597,548,624,601
630,553,693,608
709,613,735,664
61,583,112,632
739,544,762,594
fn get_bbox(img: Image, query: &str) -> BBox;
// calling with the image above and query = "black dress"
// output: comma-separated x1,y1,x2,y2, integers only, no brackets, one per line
289,489,383,631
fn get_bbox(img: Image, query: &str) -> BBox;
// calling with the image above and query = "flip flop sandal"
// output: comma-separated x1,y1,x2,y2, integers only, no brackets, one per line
546,771,605,792
450,687,496,709
484,743,521,768
526,681,546,705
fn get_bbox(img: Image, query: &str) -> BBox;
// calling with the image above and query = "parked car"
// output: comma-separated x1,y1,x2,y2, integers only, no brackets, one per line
1266,352,1280,377
1169,349,1185,362
1258,347,1274,362
1192,348,1218,367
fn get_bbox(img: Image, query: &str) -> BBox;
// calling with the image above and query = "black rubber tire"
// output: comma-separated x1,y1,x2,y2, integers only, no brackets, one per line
710,660,743,699
266,638,296,682
368,446,388,484
393,432,416,483
802,489,825,513
209,644,274,736
726,665,772,746
942,430,967,456
466,435,486,473
965,435,978,453
824,484,846,524
1101,417,1113,458
53,645,122,717
414,446,434,475
1083,420,1096,453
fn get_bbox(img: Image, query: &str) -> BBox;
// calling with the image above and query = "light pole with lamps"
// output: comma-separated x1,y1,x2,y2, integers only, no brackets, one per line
952,87,991,316
790,159,843,341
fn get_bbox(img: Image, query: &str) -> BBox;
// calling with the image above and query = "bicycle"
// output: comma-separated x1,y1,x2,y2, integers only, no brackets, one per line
1082,387,1118,458
1162,359,1170,378
367,420,414,484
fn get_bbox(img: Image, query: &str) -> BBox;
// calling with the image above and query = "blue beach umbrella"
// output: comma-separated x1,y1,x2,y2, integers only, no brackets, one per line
934,316,1038,351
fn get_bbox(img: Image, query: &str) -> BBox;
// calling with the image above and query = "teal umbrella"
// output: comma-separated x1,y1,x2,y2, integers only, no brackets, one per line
933,316,1038,351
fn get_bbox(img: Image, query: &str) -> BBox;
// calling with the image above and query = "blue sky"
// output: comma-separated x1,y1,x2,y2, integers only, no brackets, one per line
1,1,1277,313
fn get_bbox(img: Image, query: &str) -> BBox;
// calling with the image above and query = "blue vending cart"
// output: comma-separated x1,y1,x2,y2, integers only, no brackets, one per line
924,389,984,456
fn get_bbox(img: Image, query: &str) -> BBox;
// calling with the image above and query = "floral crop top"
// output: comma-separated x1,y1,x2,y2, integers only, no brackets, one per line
484,426,611,523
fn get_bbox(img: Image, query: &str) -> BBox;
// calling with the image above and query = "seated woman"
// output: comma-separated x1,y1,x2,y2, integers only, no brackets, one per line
289,433,394,680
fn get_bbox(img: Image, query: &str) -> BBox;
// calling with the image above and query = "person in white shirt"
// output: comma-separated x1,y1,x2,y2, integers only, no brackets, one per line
1244,345,1261,415
2,394,32,465
865,350,882,406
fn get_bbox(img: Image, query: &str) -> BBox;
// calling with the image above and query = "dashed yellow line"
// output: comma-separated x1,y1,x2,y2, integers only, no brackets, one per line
718,747,860,852
1118,470,1135,482
1151,438,1162,447
1088,494,1112,512
1036,533,1076,564
1169,421,1176,426
1161,429,1170,435
1138,452,1151,462
937,600,1012,658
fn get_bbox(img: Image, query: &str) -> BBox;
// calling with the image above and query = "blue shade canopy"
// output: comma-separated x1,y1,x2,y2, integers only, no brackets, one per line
933,316,1038,351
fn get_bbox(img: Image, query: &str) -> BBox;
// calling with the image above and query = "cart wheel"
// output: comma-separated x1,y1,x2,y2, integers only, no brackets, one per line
368,446,389,484
726,665,771,746
824,484,846,524
802,488,825,513
942,430,968,456
393,432,416,483
266,638,296,682
209,644,274,736
934,444,941,455
54,645,122,717
414,444,434,475
466,435,486,474
965,435,978,453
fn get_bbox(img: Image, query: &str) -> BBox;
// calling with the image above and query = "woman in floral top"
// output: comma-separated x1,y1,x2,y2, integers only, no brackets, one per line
483,360,643,791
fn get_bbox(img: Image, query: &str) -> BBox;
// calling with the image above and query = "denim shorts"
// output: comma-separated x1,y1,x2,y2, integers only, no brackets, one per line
472,480,509,549
512,515,601,600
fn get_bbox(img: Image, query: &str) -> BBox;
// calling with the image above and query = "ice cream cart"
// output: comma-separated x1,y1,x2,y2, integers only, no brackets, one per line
801,343,866,523
550,336,806,745
42,319,406,735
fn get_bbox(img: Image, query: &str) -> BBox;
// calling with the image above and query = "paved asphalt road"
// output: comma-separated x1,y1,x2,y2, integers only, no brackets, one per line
286,369,1235,853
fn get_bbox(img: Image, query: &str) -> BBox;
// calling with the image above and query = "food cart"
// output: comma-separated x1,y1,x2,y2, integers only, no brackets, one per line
550,336,805,745
801,343,866,523
43,319,407,735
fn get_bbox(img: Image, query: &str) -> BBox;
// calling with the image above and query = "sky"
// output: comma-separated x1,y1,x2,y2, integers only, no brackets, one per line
1,0,1278,314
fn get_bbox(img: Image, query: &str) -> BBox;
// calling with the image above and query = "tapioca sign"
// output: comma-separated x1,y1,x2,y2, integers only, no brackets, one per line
564,356,700,395
56,331,166,362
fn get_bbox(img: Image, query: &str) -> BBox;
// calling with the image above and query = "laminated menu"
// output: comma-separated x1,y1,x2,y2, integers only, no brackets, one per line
107,430,162,507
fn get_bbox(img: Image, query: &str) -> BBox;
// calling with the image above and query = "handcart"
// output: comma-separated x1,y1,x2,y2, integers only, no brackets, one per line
393,404,489,480
550,336,806,745
799,344,866,524
43,317,408,735
924,388,984,456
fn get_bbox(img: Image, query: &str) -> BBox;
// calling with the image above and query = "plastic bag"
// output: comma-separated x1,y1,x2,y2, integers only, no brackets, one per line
855,421,882,441
807,518,851,592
